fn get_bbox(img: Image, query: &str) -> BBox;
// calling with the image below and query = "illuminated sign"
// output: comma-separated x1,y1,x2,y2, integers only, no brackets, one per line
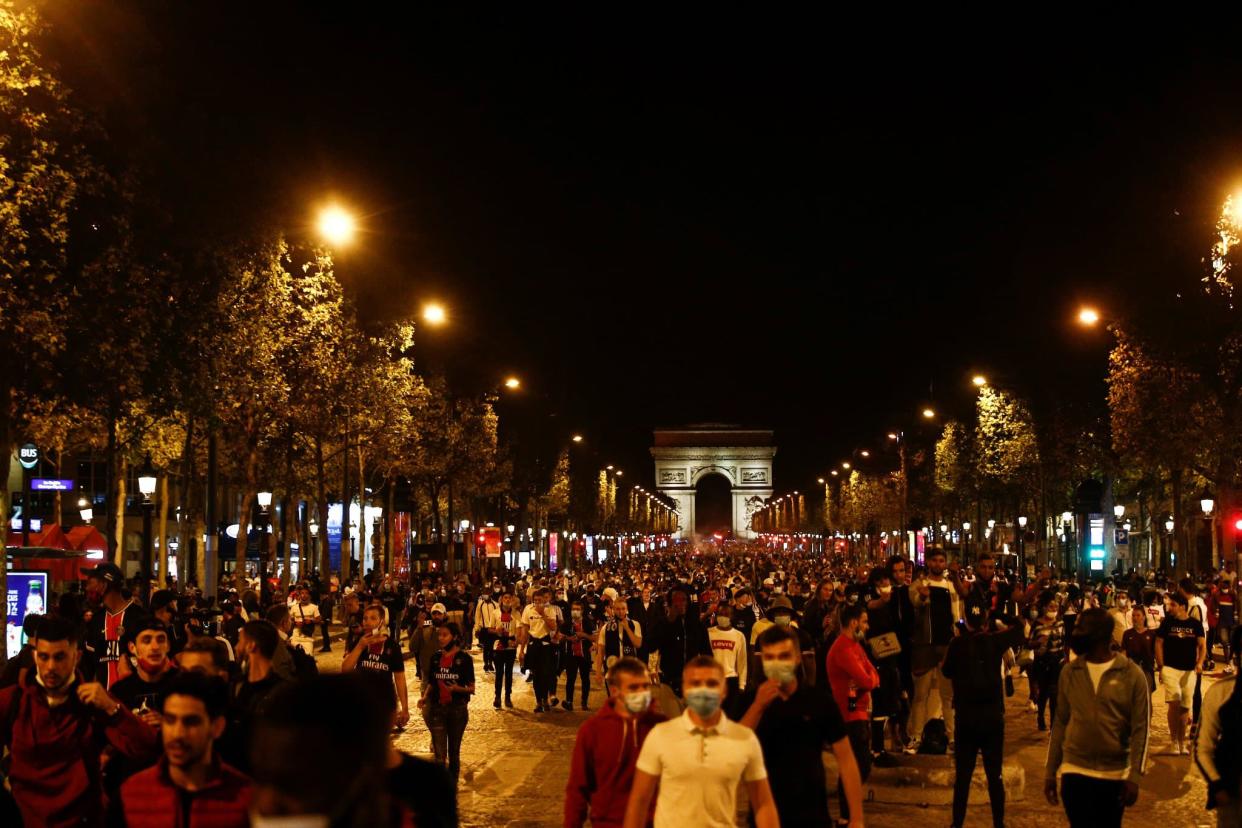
7,572,48,659
31,478,74,491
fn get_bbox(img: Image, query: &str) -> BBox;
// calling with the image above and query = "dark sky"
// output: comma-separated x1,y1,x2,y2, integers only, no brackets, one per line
44,5,1242,492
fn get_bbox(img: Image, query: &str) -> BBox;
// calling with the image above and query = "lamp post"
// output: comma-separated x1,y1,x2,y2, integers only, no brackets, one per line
1165,518,1176,572
257,490,273,593
962,521,971,563
137,461,157,606
1201,496,1218,570
78,498,93,524
1017,515,1028,578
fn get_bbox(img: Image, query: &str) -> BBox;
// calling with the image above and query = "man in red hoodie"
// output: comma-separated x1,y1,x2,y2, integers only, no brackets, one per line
564,656,666,828
0,615,159,828
827,603,880,826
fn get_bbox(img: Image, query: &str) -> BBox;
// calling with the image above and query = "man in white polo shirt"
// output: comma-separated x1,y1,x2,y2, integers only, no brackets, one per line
622,655,778,828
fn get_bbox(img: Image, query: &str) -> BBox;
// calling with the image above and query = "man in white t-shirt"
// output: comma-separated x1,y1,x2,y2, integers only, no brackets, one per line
623,656,778,828
707,610,748,697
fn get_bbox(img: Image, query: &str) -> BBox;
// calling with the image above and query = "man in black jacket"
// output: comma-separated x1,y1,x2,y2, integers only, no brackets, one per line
654,585,710,695
941,597,1025,828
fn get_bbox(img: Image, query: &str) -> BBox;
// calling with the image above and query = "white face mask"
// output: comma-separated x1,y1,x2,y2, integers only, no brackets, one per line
622,690,652,714
878,585,892,596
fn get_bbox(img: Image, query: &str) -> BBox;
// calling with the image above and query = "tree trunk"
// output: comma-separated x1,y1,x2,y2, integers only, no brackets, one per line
157,476,170,588
280,494,292,591
315,437,330,578
177,416,195,588
235,491,253,593
52,449,62,527
1172,469,1185,575
113,459,127,568
0,383,12,668
106,414,119,559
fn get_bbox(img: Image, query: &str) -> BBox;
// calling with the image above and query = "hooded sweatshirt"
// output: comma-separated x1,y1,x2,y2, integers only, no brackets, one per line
0,671,159,828
564,696,667,828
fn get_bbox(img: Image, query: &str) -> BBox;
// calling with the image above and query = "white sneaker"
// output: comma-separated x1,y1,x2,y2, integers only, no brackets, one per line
1182,743,1193,756
1225,665,1236,675
903,739,920,755
1027,701,1038,713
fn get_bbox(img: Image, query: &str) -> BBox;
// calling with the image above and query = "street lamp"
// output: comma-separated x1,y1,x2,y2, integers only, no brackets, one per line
138,460,157,604
78,497,93,524
1077,307,1101,326
922,408,936,419
972,375,987,387
1017,515,1028,576
841,462,851,470
422,303,447,326
859,450,870,458
316,204,356,247
572,434,584,443
256,490,273,589
1114,504,1126,519
1201,497,1216,516
503,376,521,390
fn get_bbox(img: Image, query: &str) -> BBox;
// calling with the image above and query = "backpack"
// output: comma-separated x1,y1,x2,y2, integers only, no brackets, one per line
919,718,949,755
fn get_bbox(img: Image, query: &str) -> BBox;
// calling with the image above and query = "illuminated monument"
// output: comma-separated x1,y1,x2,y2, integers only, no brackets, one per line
650,425,775,540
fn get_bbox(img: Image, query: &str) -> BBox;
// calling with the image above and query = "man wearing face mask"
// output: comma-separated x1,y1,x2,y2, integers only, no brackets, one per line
624,656,778,828
565,658,666,828
708,603,748,698
740,625,864,827
560,600,597,711
475,588,501,673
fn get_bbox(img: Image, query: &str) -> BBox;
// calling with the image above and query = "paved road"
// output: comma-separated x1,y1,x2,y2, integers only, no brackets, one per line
312,638,1220,827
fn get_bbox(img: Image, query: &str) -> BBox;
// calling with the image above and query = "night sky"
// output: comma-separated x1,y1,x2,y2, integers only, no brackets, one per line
42,5,1242,491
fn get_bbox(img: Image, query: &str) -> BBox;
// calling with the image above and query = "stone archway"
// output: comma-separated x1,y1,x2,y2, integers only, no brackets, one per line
694,472,733,535
650,425,776,539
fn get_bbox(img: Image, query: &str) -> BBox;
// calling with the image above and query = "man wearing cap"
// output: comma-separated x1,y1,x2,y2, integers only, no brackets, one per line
149,589,185,657
411,602,449,695
82,562,149,690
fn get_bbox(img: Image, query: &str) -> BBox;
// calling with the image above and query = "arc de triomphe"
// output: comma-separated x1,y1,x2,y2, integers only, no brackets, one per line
650,425,776,540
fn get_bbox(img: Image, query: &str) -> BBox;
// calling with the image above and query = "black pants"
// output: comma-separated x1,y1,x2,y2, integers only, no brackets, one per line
493,649,516,701
528,639,556,704
478,631,495,670
318,602,332,649
563,653,591,705
1193,669,1203,724
952,711,1005,828
1061,773,1126,827
838,720,872,822
1033,657,1062,722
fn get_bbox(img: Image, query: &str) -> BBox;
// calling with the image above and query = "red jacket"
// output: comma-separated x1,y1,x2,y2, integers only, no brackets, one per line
564,696,666,828
120,755,252,828
827,634,880,723
0,672,159,828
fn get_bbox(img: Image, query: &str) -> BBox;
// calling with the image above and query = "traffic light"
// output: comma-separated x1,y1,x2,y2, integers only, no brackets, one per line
1233,514,1242,533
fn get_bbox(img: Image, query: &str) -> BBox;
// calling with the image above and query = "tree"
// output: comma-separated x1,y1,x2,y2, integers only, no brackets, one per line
974,385,1040,517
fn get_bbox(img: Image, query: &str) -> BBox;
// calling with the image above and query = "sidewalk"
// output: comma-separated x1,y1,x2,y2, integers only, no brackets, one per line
309,643,1223,827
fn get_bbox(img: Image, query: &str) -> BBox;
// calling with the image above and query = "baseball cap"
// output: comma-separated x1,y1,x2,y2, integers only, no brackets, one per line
80,562,124,586
430,602,447,614
769,596,794,614
150,589,178,613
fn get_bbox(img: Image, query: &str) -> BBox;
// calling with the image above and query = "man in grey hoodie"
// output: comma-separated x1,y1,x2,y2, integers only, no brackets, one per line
1044,608,1151,828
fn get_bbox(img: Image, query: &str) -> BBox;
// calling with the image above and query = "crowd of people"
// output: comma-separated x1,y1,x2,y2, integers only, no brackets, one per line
1,540,1240,827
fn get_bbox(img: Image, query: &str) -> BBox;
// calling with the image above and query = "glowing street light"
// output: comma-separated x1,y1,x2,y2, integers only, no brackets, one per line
422,303,447,326
841,462,851,470
316,204,356,247
503,376,521,390
830,470,839,476
860,450,870,458
1077,307,1101,327
572,434,584,443
887,432,899,441
922,408,936,419
972,374,987,387
817,478,825,484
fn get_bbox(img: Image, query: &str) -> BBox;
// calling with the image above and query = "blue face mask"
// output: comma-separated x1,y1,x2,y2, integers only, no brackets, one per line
684,687,722,718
